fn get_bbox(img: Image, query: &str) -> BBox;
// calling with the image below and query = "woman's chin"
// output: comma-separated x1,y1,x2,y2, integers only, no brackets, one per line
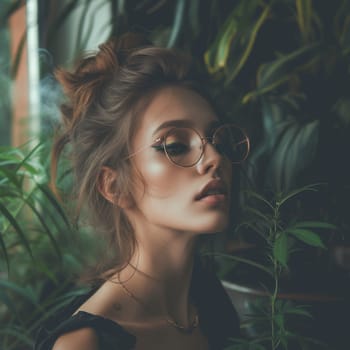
196,217,229,234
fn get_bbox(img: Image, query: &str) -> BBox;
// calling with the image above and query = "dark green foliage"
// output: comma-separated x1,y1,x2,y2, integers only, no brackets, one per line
2,0,350,348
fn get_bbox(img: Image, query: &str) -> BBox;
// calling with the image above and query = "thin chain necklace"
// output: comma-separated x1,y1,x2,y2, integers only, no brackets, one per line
116,274,199,333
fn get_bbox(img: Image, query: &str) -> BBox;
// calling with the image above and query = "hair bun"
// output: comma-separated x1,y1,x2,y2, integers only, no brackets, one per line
55,32,151,130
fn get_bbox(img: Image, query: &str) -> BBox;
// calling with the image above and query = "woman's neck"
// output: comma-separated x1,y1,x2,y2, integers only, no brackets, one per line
117,228,198,326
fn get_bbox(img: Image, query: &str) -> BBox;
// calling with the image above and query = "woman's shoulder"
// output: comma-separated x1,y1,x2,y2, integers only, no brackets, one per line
34,286,136,350
35,310,136,350
52,327,99,350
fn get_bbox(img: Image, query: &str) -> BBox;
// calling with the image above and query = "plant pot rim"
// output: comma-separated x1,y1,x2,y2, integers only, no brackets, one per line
222,279,344,302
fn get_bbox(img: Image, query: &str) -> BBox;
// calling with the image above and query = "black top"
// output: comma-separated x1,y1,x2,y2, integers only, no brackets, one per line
34,260,240,350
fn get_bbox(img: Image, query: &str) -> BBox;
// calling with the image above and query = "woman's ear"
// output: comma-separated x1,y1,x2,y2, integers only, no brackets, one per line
98,166,130,208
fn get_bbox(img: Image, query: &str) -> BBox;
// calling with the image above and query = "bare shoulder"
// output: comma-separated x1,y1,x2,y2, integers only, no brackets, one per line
52,327,100,350
75,281,128,321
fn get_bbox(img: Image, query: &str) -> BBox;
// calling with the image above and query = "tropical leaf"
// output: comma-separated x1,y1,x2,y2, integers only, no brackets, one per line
295,0,313,43
167,0,186,48
225,4,270,83
204,10,238,73
270,120,319,191
244,43,321,102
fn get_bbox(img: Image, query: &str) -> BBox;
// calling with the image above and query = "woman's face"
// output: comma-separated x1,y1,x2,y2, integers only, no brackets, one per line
127,85,233,236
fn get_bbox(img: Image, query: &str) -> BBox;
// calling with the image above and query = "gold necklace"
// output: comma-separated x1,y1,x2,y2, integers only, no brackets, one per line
117,274,199,333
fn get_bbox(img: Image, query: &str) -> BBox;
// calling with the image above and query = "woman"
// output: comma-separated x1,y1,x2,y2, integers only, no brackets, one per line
35,33,249,350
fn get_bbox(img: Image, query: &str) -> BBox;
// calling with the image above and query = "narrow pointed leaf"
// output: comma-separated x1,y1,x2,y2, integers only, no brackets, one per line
273,232,289,267
207,252,273,276
286,228,326,248
0,230,9,272
0,202,33,259
293,221,337,230
244,190,274,210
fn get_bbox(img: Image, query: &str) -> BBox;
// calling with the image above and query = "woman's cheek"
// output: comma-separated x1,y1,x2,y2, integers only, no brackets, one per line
138,157,182,197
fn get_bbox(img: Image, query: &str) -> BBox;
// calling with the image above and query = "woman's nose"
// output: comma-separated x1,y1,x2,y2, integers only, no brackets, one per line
196,140,223,175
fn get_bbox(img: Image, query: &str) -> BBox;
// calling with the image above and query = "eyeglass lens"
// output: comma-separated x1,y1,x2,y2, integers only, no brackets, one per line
164,125,249,167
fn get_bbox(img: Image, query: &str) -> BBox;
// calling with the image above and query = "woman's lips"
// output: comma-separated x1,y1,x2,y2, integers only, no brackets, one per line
195,179,227,201
197,193,227,205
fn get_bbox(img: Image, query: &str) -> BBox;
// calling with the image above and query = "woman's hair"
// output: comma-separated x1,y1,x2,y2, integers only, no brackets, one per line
51,33,213,281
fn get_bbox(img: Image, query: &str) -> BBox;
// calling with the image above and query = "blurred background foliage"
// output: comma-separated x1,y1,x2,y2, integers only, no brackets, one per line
1,0,350,348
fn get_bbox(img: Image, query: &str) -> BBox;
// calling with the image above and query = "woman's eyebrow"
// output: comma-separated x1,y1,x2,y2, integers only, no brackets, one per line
152,118,220,136
152,119,193,136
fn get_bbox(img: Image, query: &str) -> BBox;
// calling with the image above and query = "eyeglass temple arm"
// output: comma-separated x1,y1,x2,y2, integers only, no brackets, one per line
124,137,162,160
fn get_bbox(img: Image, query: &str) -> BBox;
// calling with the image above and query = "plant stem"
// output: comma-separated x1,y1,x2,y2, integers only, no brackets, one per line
271,259,279,349
271,201,280,350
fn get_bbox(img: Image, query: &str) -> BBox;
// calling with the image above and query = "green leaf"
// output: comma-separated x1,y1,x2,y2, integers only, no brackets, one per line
296,0,313,43
0,202,33,259
274,313,285,329
0,280,37,305
270,120,319,192
207,252,273,276
284,307,312,318
167,0,186,48
244,206,272,224
273,232,289,267
204,11,238,73
278,183,323,207
286,228,326,248
22,196,62,259
244,190,274,210
226,4,270,83
293,221,337,230
235,222,268,241
36,183,72,230
0,326,33,347
244,43,321,102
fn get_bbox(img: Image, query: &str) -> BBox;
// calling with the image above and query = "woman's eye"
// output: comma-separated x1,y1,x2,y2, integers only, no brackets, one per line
165,142,189,156
152,144,166,153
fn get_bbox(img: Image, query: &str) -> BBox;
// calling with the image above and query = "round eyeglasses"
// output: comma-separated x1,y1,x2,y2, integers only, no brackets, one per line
126,123,250,168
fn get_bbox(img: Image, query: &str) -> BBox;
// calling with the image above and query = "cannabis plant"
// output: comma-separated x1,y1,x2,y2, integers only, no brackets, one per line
219,185,337,350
